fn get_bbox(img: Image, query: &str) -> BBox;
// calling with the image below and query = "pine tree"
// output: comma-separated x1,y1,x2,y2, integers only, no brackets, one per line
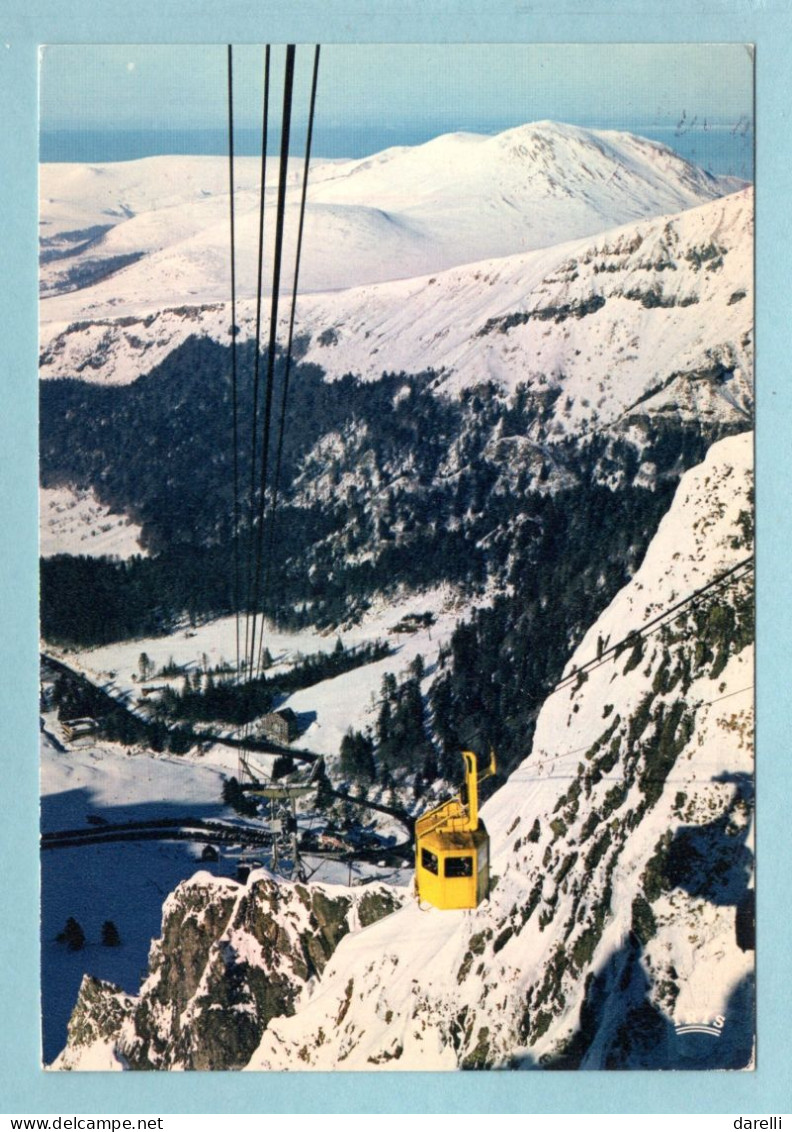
57,917,86,951
377,698,392,748
409,653,425,683
222,775,258,818
101,920,121,947
340,728,375,782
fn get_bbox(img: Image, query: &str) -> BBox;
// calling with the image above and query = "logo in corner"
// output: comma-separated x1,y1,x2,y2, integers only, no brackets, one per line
674,1014,726,1038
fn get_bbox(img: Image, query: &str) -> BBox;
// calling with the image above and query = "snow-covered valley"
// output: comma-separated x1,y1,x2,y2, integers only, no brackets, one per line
40,118,754,1072
41,588,461,1063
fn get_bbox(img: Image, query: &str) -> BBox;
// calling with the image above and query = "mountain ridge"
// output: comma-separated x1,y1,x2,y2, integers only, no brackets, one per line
39,119,744,316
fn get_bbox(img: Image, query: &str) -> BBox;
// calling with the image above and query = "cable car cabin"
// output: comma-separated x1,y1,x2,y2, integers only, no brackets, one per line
415,750,495,910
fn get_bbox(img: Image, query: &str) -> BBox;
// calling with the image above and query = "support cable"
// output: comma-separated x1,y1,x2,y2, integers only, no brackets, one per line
226,45,242,680
243,44,271,674
247,44,296,683
259,44,321,673
552,556,754,696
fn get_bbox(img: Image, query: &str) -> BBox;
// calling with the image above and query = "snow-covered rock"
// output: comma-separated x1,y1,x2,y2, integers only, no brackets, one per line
53,870,406,1070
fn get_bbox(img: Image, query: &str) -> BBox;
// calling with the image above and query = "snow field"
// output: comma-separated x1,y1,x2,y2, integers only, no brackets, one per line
40,486,147,560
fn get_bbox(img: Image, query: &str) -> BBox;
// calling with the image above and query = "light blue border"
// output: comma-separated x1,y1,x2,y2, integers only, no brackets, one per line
3,0,789,1115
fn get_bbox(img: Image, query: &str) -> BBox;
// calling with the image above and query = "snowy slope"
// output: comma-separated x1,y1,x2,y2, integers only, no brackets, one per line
243,432,754,1070
39,121,740,330
307,121,737,255
40,486,147,559
56,583,462,766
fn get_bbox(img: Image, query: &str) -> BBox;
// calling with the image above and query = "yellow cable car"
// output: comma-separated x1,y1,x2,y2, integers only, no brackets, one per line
414,750,496,910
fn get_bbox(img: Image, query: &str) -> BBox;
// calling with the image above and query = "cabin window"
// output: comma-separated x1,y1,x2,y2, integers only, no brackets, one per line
421,847,439,875
444,855,473,878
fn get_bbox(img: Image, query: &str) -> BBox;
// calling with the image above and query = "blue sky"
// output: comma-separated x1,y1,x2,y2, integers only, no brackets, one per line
40,42,753,137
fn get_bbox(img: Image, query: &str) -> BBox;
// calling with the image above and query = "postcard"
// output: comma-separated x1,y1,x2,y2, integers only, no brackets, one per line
36,41,756,1077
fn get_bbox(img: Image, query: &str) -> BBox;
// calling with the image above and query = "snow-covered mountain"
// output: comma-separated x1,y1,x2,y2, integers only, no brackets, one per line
39,120,740,323
52,431,754,1070
39,140,754,730
249,431,755,1071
